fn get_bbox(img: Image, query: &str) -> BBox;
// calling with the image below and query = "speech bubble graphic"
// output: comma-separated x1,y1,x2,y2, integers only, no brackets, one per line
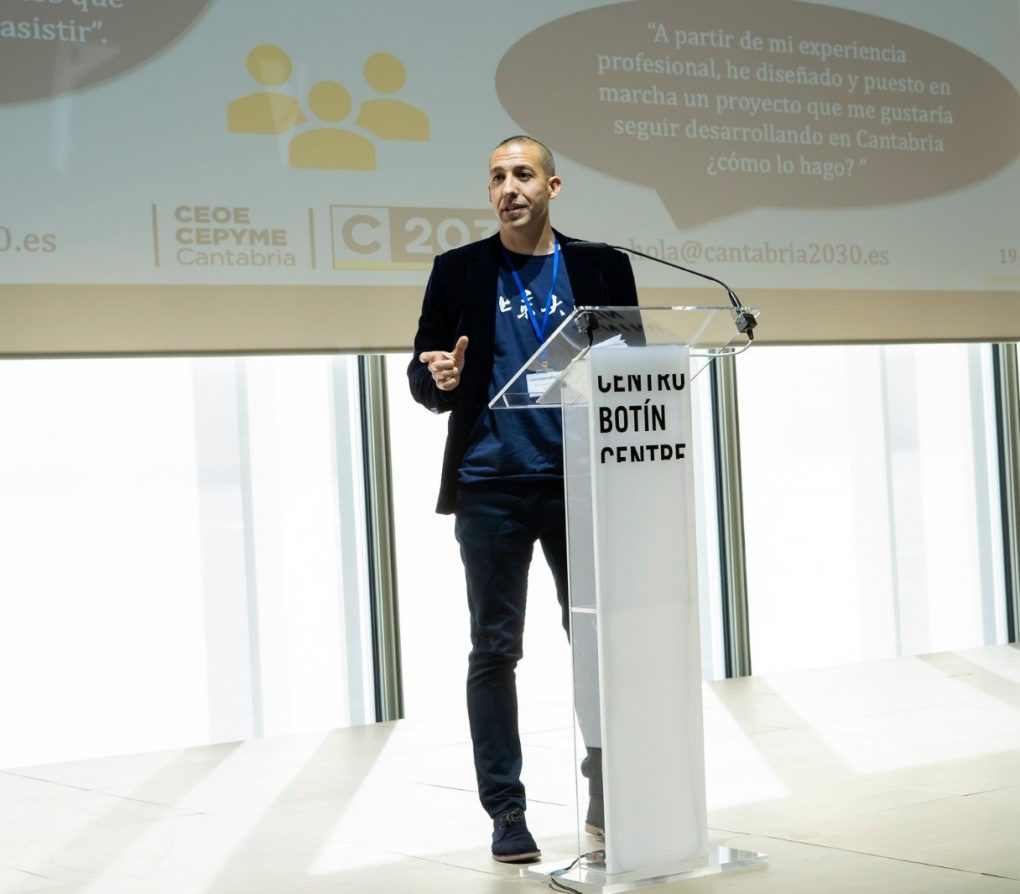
495,0,1020,228
1,0,212,105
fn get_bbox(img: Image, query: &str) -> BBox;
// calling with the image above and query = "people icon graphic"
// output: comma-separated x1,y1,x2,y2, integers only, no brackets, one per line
228,47,428,167
355,52,430,141
227,45,306,134
289,81,377,170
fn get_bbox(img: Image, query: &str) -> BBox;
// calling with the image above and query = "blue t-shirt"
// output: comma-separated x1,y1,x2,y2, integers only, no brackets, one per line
458,246,575,484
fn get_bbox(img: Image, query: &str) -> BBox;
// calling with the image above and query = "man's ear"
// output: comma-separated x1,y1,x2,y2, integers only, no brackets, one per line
548,175,562,199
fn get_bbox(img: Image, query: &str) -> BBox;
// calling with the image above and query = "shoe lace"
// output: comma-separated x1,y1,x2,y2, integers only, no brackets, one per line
498,807,525,830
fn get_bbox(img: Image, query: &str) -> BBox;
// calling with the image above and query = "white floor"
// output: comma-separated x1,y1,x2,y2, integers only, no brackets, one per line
2,645,1020,893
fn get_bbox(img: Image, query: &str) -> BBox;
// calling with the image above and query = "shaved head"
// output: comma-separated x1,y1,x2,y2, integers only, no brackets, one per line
493,135,555,177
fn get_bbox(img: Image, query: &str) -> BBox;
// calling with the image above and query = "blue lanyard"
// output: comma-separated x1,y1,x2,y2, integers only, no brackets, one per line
502,239,560,345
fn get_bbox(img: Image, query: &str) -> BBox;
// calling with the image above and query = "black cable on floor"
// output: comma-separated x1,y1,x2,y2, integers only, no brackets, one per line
548,849,604,894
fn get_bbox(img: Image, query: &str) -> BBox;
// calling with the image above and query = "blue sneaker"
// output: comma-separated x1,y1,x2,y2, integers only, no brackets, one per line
585,794,605,839
491,808,541,863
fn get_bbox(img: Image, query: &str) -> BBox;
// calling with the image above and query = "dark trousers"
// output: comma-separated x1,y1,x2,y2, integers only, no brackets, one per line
454,480,570,818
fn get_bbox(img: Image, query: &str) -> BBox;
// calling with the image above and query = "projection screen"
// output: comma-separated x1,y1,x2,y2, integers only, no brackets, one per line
1,0,1018,354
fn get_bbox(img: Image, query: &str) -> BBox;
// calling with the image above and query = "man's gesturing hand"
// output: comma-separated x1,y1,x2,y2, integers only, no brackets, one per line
420,336,469,392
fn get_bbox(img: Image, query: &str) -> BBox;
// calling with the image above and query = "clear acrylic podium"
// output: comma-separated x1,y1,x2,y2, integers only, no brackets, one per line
490,307,766,892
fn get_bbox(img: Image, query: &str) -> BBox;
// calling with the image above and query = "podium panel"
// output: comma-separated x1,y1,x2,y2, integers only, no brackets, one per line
569,345,706,872
491,307,766,890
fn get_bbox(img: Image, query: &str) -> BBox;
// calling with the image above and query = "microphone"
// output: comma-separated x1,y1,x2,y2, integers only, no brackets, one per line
569,240,756,340
573,308,600,346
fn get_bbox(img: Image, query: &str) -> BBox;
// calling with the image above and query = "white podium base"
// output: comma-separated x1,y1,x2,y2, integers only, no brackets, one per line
522,844,767,893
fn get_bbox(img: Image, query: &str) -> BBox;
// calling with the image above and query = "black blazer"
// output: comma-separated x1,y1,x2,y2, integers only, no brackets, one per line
408,231,639,514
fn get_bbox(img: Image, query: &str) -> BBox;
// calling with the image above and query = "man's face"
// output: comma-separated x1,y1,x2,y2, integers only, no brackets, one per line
487,142,561,235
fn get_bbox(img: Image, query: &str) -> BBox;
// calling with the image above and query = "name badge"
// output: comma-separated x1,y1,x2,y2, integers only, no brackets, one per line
526,370,561,399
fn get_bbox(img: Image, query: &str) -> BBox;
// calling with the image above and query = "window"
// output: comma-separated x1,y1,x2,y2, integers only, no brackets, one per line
0,356,373,768
737,344,1007,674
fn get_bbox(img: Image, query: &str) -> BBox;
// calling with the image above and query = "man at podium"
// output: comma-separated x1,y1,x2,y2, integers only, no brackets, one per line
408,135,638,863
